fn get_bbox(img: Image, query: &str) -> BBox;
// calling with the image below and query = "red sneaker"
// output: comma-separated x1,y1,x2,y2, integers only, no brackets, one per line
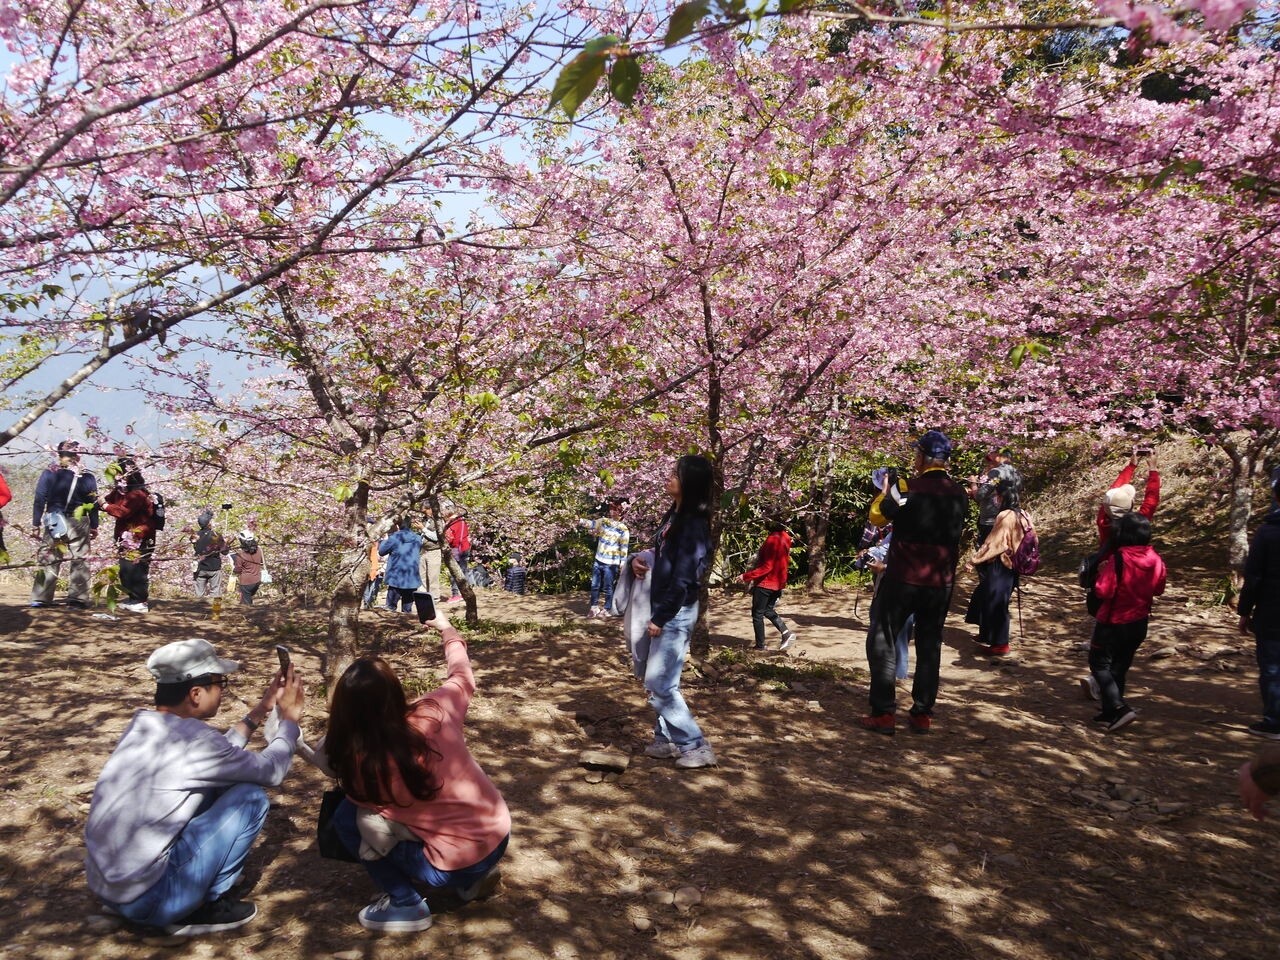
908,714,931,734
979,644,1011,656
858,714,895,735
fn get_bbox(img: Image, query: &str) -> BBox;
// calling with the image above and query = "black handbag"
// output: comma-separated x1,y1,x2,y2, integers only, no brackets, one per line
316,788,359,862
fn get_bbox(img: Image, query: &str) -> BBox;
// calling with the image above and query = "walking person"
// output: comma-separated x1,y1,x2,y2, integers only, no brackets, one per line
1097,446,1160,546
308,611,510,933
577,499,630,618
859,430,968,735
1240,466,1280,739
192,509,229,610
231,530,266,605
630,454,718,769
967,448,1020,545
379,516,423,613
963,476,1030,656
444,510,471,601
741,517,796,651
31,439,99,608
1086,511,1166,732
98,457,157,613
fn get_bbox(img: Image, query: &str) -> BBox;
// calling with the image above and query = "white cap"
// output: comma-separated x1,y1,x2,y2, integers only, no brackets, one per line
147,638,241,683
237,529,256,542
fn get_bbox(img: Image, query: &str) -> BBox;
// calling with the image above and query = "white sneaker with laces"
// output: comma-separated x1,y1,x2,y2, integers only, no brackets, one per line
119,601,150,614
675,744,717,769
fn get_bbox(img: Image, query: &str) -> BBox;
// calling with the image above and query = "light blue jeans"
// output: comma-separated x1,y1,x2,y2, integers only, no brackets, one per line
643,602,708,751
109,783,269,926
333,798,508,907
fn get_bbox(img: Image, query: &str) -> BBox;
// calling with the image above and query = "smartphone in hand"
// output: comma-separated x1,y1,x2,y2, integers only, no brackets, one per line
413,592,436,624
275,644,291,676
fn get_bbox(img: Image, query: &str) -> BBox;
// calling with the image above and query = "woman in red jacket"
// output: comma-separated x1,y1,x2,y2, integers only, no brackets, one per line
1088,511,1166,732
742,519,796,652
97,457,157,613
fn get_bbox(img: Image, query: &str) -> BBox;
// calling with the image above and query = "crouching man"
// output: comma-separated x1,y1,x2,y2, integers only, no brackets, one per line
85,638,305,935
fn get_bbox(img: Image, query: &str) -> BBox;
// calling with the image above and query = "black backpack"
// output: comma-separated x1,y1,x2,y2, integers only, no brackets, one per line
150,491,167,532
1079,546,1120,617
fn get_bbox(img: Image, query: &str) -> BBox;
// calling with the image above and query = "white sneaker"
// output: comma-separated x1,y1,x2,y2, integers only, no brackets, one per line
643,740,681,759
779,630,796,651
119,601,149,614
1080,675,1100,701
675,745,717,769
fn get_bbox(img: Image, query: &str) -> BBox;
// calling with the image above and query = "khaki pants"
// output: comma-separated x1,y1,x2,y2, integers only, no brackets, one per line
32,516,93,604
420,548,443,599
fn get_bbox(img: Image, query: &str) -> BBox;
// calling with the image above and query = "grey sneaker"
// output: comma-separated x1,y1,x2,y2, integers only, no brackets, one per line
1080,675,1100,701
675,745,717,769
643,740,681,759
358,894,433,933
1106,708,1138,733
779,630,795,651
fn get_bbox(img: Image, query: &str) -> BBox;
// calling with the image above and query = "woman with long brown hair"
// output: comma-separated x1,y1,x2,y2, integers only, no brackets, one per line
321,613,509,933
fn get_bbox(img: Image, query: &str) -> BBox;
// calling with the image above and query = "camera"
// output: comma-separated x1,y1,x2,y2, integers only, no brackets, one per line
221,503,233,511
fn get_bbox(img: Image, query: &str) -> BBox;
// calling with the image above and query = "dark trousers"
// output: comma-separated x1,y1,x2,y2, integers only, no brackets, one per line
867,579,951,717
118,538,154,603
964,561,1016,648
1089,618,1148,717
750,586,787,648
385,585,415,612
1256,627,1280,725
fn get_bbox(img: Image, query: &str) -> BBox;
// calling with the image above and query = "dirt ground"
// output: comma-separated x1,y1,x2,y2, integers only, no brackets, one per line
0,546,1274,960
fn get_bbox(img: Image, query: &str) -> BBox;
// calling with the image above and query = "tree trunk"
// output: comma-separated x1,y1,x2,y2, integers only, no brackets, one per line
805,478,832,591
325,484,371,687
442,551,478,625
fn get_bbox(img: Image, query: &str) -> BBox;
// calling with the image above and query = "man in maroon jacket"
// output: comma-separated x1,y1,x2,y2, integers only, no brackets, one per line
859,430,968,735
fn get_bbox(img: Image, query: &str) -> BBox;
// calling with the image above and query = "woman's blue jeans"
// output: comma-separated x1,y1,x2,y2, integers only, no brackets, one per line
333,798,508,907
644,602,707,750
109,783,269,926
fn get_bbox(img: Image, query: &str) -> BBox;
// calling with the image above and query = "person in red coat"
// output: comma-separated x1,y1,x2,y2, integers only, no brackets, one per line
741,519,796,652
1096,447,1160,547
98,457,157,612
1087,511,1166,732
0,468,10,560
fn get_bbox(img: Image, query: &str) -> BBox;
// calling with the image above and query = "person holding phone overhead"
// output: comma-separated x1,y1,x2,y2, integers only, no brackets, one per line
1097,445,1160,547
307,609,509,932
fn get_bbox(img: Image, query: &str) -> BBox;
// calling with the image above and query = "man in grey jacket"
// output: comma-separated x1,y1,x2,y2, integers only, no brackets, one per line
85,639,305,935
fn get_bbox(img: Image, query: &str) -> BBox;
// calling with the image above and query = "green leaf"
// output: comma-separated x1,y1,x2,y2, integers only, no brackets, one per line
548,50,607,118
583,34,621,57
609,57,642,107
1007,344,1027,369
665,0,710,47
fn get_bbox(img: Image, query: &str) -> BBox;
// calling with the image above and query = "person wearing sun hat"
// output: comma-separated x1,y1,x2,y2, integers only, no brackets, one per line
1096,446,1161,547
859,429,968,736
84,639,305,936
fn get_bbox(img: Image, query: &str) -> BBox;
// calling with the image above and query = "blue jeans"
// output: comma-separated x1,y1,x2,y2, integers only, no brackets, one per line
643,602,707,751
1256,628,1280,725
363,575,383,608
108,783,269,926
589,562,619,609
333,798,508,907
894,615,915,680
